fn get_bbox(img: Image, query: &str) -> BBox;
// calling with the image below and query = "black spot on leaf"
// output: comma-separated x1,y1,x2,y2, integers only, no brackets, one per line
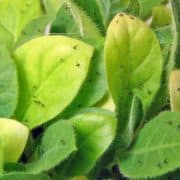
73,44,78,50
168,120,173,126
76,63,80,68
164,158,168,164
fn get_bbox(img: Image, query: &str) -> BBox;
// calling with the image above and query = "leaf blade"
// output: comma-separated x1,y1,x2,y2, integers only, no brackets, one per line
119,112,180,178
14,36,94,128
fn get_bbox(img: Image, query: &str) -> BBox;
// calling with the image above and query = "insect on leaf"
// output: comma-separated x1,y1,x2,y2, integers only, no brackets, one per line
14,36,94,129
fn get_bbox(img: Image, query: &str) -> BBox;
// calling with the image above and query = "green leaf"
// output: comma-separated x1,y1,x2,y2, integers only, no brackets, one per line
151,5,172,28
14,36,94,129
73,0,105,34
0,45,18,117
0,25,14,51
0,173,50,180
155,26,173,48
0,118,29,163
105,13,163,146
110,0,130,18
42,0,65,14
119,112,180,178
51,0,101,39
60,38,107,118
25,120,76,173
16,15,54,47
56,109,117,177
0,147,3,174
96,93,115,112
147,26,173,118
0,0,43,46
171,0,180,69
138,0,165,18
169,70,180,112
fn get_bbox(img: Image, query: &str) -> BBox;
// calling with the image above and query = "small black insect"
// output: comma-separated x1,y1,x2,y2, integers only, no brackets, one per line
148,90,152,95
77,104,81,108
157,163,162,168
96,71,100,75
119,13,124,17
120,65,124,69
76,63,80,67
138,160,143,165
168,120,173,126
164,158,168,164
61,139,66,145
33,86,38,89
34,100,45,108
73,44,78,50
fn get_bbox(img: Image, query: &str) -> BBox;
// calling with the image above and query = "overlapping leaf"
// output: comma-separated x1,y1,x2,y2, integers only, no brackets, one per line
0,46,18,117
0,0,43,48
55,109,117,177
105,13,163,146
25,120,76,173
14,36,94,128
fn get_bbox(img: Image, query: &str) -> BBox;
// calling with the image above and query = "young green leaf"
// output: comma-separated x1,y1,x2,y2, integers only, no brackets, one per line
51,0,101,39
55,109,117,177
0,173,50,180
0,118,29,163
138,0,165,18
0,45,18,117
60,38,107,118
169,70,180,112
25,120,76,173
0,0,43,45
14,36,94,128
119,112,180,178
151,5,172,28
105,13,163,146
